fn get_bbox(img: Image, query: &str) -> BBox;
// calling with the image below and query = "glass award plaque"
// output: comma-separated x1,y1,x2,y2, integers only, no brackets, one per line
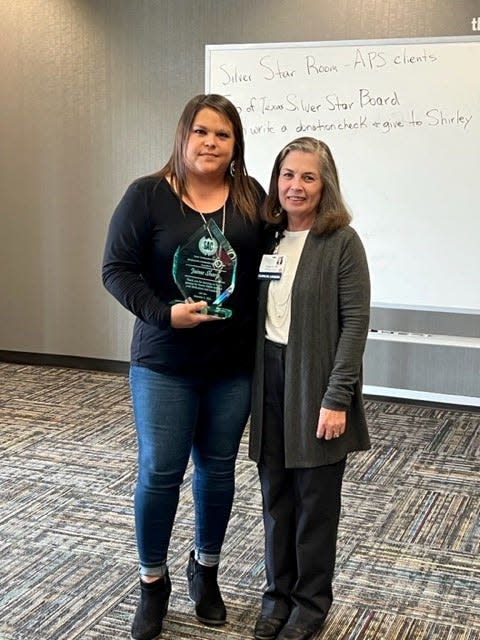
172,219,237,318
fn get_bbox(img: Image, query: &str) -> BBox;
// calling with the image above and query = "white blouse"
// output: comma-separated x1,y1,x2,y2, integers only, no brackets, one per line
265,229,310,345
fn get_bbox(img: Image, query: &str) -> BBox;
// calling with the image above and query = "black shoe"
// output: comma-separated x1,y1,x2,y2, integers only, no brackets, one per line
131,574,171,640
276,624,322,640
186,550,226,625
254,615,287,640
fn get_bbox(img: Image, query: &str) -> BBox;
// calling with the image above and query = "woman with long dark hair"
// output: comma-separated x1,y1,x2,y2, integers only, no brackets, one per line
103,94,265,640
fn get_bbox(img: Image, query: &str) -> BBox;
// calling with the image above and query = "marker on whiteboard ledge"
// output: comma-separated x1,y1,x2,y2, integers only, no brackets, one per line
370,329,396,336
397,331,432,337
370,329,432,337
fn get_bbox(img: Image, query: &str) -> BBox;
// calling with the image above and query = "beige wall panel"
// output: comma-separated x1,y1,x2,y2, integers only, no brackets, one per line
0,0,477,367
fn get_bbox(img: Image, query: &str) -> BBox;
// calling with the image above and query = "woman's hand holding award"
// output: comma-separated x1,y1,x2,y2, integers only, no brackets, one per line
172,219,237,318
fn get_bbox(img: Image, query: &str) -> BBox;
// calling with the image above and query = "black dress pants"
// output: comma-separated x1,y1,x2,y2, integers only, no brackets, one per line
258,340,346,627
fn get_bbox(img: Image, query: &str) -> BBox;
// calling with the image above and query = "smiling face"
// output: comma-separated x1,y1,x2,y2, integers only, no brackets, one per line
184,107,235,180
278,150,323,230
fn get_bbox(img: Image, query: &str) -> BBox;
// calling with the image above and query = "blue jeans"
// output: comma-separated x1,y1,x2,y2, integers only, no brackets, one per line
129,365,252,575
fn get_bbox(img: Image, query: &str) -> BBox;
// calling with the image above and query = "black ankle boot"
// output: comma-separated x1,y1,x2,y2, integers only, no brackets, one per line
186,550,226,625
131,573,171,640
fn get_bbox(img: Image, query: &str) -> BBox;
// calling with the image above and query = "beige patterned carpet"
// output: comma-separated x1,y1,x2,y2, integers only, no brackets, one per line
0,362,479,639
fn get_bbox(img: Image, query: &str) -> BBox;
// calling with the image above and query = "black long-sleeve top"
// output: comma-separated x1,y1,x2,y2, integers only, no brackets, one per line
102,176,264,376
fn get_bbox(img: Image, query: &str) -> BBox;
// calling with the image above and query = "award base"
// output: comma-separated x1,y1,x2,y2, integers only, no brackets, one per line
203,305,232,319
169,300,232,319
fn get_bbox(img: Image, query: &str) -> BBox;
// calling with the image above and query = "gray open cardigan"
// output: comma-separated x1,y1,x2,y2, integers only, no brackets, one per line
249,224,371,468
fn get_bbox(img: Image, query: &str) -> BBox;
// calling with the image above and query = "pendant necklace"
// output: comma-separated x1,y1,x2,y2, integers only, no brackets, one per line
270,229,291,318
269,281,293,324
189,185,227,237
192,192,228,276
197,200,226,237
268,229,308,325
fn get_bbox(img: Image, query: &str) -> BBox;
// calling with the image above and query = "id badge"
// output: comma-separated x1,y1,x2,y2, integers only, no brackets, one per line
258,254,286,280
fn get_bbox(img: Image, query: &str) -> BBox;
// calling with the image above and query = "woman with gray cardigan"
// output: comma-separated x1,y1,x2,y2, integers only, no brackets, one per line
250,137,371,640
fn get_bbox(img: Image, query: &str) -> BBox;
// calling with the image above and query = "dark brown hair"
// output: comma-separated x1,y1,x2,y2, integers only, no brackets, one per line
155,94,257,221
263,137,351,235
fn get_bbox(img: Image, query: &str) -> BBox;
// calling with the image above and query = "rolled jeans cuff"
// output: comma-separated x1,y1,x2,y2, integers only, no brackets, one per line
195,550,220,567
139,563,167,577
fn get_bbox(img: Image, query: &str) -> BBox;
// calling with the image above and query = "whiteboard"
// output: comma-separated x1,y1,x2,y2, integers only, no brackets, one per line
206,38,480,312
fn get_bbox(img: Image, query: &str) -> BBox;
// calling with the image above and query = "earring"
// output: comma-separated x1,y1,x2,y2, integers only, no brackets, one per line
229,160,236,177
